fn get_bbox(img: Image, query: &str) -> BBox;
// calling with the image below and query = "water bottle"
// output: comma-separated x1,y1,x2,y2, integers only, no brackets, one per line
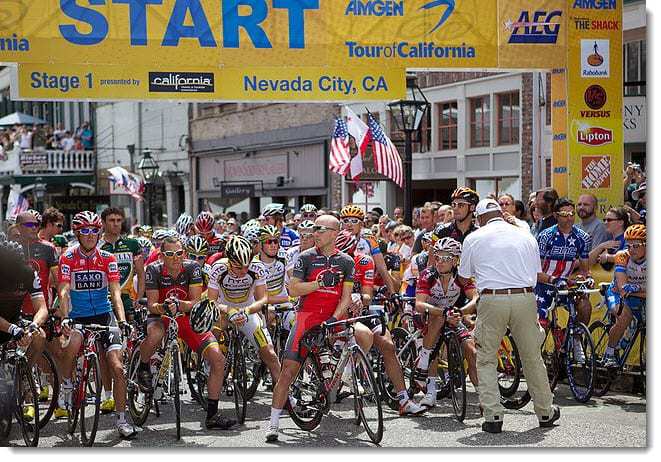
319,351,333,380
618,317,638,352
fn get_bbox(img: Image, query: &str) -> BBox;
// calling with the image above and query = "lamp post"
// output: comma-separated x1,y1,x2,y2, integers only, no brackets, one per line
138,149,159,225
387,74,430,227
33,179,47,213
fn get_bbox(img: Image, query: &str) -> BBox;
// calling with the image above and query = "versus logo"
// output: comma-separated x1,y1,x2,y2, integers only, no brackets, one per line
577,125,613,146
148,72,215,93
505,10,562,44
582,84,610,117
420,0,456,33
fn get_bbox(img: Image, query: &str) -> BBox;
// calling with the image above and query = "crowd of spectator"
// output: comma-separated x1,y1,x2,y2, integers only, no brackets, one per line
0,121,94,160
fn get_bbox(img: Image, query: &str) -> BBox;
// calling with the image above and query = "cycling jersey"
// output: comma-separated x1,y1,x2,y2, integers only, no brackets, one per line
280,227,300,250
285,245,300,273
613,250,646,289
257,256,288,298
207,258,267,308
537,224,591,279
22,239,57,315
355,233,381,257
0,271,43,325
98,236,142,295
205,234,225,256
145,248,160,266
417,267,475,309
433,221,478,244
352,254,375,295
59,246,120,319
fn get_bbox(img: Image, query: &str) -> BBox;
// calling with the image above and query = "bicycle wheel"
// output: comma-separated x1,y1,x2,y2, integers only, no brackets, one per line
352,346,383,445
589,320,612,397
435,340,452,400
497,334,521,398
242,336,263,401
35,350,59,430
391,327,417,399
541,328,561,391
565,322,595,403
127,345,152,426
447,335,467,422
172,346,182,440
183,346,201,404
231,335,247,425
80,352,101,447
288,352,326,431
17,361,40,447
639,328,646,394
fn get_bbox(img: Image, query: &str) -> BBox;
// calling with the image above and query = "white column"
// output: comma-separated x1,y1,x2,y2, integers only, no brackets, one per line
163,176,175,227
182,175,192,216
135,199,144,226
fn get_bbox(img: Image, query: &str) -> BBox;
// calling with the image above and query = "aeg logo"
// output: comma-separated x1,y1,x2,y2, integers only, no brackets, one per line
505,10,562,44
59,0,320,49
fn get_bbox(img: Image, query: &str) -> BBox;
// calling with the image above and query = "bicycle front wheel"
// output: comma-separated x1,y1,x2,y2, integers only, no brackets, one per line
172,346,182,440
80,352,101,446
17,360,40,447
639,328,646,394
447,335,467,422
288,353,325,431
35,350,59,430
497,333,521,398
565,322,595,403
352,346,383,445
589,320,612,397
231,335,248,425
541,328,561,391
127,345,152,426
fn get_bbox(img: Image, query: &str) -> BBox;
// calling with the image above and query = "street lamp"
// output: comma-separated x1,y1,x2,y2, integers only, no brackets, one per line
387,74,430,226
138,149,159,225
33,179,47,212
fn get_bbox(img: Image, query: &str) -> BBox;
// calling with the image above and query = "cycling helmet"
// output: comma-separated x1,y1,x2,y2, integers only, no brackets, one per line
136,236,153,255
262,203,286,217
152,229,172,242
298,220,315,232
71,211,102,231
242,219,259,231
340,204,365,220
190,298,220,334
138,225,153,238
26,209,42,224
185,235,209,255
195,211,215,234
225,236,253,266
451,187,480,205
624,224,646,241
242,226,261,244
421,231,433,242
335,230,358,254
259,225,280,242
51,234,68,248
0,239,24,258
300,203,318,214
433,237,462,257
175,213,194,236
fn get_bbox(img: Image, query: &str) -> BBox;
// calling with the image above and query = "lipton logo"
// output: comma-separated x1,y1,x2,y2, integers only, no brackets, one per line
577,126,613,146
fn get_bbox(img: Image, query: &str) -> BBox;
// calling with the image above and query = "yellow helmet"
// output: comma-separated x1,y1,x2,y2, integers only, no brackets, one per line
340,204,365,220
624,224,646,241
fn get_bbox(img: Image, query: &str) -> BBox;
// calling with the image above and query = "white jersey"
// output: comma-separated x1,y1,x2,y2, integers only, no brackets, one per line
257,256,288,298
207,258,267,308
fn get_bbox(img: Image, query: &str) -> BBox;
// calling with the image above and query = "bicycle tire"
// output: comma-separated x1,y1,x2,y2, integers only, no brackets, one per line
232,335,247,425
288,353,325,431
542,328,561,392
17,360,40,447
390,327,417,400
565,322,595,403
639,328,646,395
183,347,201,404
127,345,152,426
497,333,522,398
67,359,82,435
172,345,182,440
588,320,612,397
35,349,59,430
194,358,209,411
447,334,467,422
352,346,383,445
80,352,101,447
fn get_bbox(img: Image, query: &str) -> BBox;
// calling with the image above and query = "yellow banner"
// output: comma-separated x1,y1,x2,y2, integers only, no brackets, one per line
0,1,497,69
497,0,567,69
566,0,623,216
11,63,406,102
551,68,568,196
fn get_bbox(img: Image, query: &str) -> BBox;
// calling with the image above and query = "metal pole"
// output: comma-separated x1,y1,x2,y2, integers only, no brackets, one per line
404,130,413,226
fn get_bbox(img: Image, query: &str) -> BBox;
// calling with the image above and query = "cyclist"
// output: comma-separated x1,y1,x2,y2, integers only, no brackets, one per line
601,224,646,368
136,236,154,261
335,230,426,416
535,198,592,362
196,211,225,256
340,204,396,296
138,236,234,430
414,237,479,408
184,235,210,277
286,220,316,277
242,225,262,257
299,203,318,222
262,203,300,250
432,187,480,244
144,229,176,265
137,225,153,240
175,213,195,239
206,236,282,397
257,225,290,306
57,211,136,438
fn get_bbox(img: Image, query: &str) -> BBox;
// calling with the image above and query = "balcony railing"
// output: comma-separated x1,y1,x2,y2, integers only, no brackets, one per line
0,148,95,176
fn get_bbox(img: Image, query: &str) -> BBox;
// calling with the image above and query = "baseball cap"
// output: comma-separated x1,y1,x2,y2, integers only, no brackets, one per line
475,199,502,216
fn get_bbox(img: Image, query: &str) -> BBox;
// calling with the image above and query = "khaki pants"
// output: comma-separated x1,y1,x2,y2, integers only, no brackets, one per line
473,292,554,422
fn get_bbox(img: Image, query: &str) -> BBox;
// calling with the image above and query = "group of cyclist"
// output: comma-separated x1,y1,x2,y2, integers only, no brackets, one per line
0,183,646,444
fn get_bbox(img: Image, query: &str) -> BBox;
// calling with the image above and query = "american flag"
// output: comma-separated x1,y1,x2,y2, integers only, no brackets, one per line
367,113,403,188
329,118,351,175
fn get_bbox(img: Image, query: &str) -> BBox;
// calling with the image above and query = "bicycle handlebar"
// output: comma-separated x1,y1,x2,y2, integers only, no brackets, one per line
265,303,296,313
323,312,386,336
71,323,122,335
556,287,601,297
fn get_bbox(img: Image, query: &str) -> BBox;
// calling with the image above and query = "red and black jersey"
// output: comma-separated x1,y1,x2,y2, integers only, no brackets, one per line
205,235,225,256
352,254,375,295
417,267,475,309
433,221,478,244
22,239,57,314
145,260,203,303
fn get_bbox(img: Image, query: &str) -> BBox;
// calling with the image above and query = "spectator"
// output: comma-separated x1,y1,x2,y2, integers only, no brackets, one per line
589,207,629,267
532,187,559,237
80,121,94,150
393,206,404,223
6,224,21,242
411,205,435,254
436,205,452,224
61,131,75,152
18,126,32,150
73,136,84,151
514,200,527,221
624,163,645,204
38,207,65,242
498,194,529,231
32,124,48,149
576,194,609,249
624,181,646,224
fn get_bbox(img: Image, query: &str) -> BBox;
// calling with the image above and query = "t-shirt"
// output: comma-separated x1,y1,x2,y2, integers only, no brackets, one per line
577,217,609,251
207,258,267,308
22,239,58,315
99,236,142,295
145,260,203,303
417,268,475,308
355,234,381,257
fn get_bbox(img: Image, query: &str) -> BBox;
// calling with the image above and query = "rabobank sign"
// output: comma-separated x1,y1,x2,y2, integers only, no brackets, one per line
345,0,404,16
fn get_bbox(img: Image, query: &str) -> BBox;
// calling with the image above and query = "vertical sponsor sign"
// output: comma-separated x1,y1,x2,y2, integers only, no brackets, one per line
551,68,568,196
566,0,623,216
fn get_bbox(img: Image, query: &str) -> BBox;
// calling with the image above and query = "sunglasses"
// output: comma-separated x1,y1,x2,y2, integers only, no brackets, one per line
435,255,455,263
556,211,575,217
626,243,646,250
20,222,39,229
79,228,100,235
302,213,317,219
451,202,469,208
55,223,64,229
300,233,314,239
263,238,280,246
313,225,338,233
189,254,207,261
498,201,512,207
604,217,622,222
341,217,361,225
163,250,185,258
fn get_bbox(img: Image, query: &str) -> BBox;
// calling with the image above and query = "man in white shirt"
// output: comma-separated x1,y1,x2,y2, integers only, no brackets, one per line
458,199,559,434
61,132,75,152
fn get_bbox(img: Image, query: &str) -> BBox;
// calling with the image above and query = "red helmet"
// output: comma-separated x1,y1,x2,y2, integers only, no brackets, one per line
335,230,358,254
195,211,215,234
71,211,102,231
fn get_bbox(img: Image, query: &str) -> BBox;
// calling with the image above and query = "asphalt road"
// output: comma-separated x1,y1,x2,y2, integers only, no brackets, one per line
4,382,646,448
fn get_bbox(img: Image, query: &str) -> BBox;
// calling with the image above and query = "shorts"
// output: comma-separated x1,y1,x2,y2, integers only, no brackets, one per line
624,296,646,324
72,312,122,353
121,294,135,319
148,315,217,357
237,313,272,351
284,311,329,363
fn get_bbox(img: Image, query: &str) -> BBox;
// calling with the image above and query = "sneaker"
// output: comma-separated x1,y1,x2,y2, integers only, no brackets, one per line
23,405,35,422
399,399,427,416
539,405,561,428
413,367,428,391
265,424,279,443
601,355,619,369
54,407,69,419
101,398,115,414
117,421,137,439
206,413,237,430
137,368,153,392
419,393,436,408
38,385,50,402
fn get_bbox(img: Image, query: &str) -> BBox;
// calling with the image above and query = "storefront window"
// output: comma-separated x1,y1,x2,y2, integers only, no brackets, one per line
437,101,458,151
497,91,520,146
469,95,490,148
624,40,646,96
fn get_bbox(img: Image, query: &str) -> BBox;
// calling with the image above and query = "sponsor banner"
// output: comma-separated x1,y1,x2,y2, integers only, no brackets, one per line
497,0,567,69
0,0,498,69
11,63,406,101
567,0,622,216
551,68,568,196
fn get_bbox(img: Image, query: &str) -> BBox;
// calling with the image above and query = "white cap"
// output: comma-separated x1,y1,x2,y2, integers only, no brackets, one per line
475,198,502,216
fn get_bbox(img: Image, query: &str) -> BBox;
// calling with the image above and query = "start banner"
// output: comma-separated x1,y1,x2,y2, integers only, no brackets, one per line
10,63,406,102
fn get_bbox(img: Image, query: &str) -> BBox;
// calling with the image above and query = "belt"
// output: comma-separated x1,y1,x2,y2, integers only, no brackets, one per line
480,287,533,295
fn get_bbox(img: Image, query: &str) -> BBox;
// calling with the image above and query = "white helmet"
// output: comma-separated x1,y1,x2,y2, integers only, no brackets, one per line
242,225,261,244
225,236,253,266
190,299,219,334
433,237,462,257
175,214,194,236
